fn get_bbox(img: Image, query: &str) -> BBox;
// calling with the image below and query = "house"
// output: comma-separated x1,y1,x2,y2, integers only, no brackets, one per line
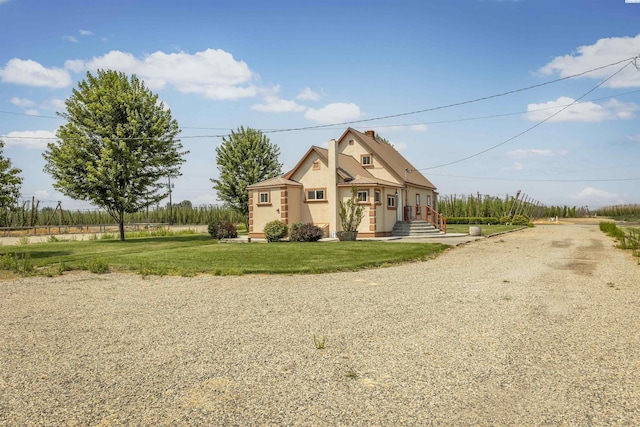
247,128,444,239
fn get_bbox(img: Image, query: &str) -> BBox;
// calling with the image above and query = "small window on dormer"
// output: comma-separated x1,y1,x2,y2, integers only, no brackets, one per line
361,154,372,166
349,139,355,145
312,160,320,170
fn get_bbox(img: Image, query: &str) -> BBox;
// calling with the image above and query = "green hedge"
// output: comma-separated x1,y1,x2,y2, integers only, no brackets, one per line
445,216,529,225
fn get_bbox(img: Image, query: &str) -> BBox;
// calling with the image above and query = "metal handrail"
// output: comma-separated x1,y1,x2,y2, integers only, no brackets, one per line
403,205,447,233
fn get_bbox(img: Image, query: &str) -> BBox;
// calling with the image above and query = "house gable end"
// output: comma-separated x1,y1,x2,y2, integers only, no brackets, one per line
343,128,436,190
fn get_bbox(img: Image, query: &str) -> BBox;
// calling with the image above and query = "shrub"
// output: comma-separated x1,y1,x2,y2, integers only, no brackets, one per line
208,220,238,239
511,215,529,225
290,222,324,242
499,216,512,225
86,257,109,274
264,220,288,242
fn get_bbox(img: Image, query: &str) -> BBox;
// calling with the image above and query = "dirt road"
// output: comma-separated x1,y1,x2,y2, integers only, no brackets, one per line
1,223,638,425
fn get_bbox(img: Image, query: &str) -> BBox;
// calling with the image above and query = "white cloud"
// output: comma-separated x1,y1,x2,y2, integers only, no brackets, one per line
410,124,428,132
48,98,66,111
525,96,638,122
63,35,78,43
25,109,40,116
3,130,55,150
506,148,554,159
572,187,624,204
628,134,640,143
65,49,257,100
504,162,524,171
79,30,93,36
34,190,50,199
0,58,72,88
304,103,361,124
538,34,640,88
10,97,35,108
393,142,408,152
297,87,321,101
252,97,306,113
251,85,306,113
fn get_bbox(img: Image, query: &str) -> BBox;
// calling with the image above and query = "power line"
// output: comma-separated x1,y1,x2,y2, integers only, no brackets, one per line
426,172,640,183
418,59,637,171
5,86,640,142
1,55,637,139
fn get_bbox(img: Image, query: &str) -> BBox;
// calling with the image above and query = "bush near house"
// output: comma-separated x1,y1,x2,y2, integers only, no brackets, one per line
264,220,288,242
290,222,324,242
208,220,238,239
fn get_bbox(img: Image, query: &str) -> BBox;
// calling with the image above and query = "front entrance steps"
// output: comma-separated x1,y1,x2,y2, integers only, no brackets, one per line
391,220,445,237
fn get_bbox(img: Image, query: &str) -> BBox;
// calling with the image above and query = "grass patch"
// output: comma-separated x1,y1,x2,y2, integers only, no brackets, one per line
0,234,447,277
445,224,523,235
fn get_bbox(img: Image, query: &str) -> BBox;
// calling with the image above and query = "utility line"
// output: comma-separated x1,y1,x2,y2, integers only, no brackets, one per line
425,172,640,183
1,55,637,140
4,86,640,142
418,59,637,171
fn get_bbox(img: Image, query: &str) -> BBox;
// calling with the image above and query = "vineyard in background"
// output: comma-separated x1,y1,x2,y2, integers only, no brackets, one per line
596,204,640,222
0,200,245,232
437,193,589,220
0,194,616,235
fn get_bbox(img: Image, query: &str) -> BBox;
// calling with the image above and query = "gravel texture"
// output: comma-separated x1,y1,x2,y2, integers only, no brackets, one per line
1,223,639,426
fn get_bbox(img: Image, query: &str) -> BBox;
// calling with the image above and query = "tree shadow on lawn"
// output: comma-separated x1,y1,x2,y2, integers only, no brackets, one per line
96,234,213,245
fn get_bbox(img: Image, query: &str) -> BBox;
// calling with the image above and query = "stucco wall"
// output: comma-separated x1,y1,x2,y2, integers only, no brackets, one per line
338,130,400,184
250,188,281,235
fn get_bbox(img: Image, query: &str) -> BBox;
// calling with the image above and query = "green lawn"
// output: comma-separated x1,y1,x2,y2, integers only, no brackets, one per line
0,234,448,277
445,224,524,235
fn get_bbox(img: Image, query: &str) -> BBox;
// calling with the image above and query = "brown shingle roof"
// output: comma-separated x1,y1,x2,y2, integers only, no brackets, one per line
247,176,302,189
339,128,437,190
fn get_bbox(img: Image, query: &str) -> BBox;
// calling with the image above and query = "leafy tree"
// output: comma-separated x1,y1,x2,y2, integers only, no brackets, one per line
0,140,23,226
43,70,187,241
375,134,391,145
211,126,282,221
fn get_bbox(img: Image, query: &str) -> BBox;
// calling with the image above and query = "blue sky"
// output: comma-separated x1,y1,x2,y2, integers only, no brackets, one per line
1,0,639,211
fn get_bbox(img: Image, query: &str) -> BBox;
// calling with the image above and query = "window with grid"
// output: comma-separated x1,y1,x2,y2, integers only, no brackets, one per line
357,190,368,202
259,192,269,204
306,189,325,200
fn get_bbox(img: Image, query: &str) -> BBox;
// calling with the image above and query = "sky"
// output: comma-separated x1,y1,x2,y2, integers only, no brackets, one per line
1,0,640,211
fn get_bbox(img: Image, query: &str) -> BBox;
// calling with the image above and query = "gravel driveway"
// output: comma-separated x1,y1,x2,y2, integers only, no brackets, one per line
1,223,639,425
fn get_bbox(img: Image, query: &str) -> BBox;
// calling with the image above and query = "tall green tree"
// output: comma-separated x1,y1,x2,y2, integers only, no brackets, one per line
0,140,23,226
211,126,282,221
43,70,187,240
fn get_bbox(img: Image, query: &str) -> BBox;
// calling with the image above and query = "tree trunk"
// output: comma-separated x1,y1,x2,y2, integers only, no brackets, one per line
118,213,125,241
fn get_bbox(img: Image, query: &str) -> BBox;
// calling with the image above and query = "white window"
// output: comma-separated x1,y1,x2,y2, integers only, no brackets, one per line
357,190,368,202
427,195,431,206
361,155,372,166
307,189,325,200
416,194,421,206
312,160,320,170
375,190,381,203
259,192,269,204
387,195,396,208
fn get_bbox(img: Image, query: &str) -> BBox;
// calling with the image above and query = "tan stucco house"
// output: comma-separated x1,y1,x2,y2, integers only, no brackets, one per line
247,128,443,239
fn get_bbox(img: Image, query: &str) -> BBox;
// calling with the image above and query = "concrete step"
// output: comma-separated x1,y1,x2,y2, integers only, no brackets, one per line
391,221,445,237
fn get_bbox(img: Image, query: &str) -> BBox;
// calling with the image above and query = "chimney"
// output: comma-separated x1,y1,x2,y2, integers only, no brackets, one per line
328,139,338,237
365,130,375,139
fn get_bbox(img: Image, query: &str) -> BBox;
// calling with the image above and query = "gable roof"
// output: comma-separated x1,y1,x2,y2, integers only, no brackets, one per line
247,176,302,189
338,128,436,190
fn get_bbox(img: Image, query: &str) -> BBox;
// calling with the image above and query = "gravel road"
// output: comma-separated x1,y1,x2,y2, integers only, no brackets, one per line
1,223,639,426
